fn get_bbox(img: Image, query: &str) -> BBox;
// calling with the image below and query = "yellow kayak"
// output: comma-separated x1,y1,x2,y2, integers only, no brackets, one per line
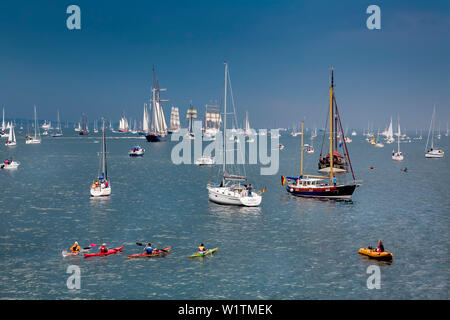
358,248,393,261
189,248,218,258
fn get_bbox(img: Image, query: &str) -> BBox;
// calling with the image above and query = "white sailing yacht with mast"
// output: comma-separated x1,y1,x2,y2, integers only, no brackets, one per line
52,109,63,137
244,111,255,142
90,119,111,197
5,123,16,146
207,62,262,207
0,107,8,137
26,105,41,144
425,106,444,158
385,117,395,144
392,118,404,161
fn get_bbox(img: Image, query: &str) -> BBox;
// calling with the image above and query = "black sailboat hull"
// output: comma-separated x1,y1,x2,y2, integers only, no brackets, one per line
286,183,357,199
145,133,167,142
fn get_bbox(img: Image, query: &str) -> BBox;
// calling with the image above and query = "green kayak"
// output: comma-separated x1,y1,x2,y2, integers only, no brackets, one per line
189,248,218,258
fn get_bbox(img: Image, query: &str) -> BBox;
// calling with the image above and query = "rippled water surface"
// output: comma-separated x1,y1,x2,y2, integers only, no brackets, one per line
0,131,449,299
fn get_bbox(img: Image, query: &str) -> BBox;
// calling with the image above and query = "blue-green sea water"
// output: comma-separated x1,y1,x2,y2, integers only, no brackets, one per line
0,130,449,299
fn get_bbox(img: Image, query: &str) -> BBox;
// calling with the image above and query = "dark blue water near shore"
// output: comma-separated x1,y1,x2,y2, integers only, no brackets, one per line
0,131,449,299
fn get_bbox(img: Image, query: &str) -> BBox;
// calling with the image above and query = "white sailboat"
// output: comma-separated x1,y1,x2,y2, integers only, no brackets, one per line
207,62,262,207
52,109,63,137
5,123,16,146
204,104,221,141
392,119,404,161
90,119,111,197
168,106,180,134
244,111,255,142
26,105,41,144
385,117,395,144
0,107,8,137
146,67,168,142
425,106,444,158
374,129,384,148
118,115,129,133
186,106,197,139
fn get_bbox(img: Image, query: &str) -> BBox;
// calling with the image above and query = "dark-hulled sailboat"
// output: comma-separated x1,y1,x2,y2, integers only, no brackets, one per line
281,69,360,200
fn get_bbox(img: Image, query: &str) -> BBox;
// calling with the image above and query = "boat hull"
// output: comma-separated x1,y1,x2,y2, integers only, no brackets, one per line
358,248,393,261
207,186,262,207
145,133,167,142
286,183,357,199
90,186,111,197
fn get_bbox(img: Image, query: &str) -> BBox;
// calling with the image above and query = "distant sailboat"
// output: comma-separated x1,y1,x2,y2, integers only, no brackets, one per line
118,115,129,133
25,105,41,144
79,113,89,135
207,62,262,207
392,119,404,161
374,129,384,147
186,105,197,139
52,109,63,137
90,119,111,197
385,117,395,144
425,106,444,158
5,123,16,146
203,104,221,141
168,106,181,134
0,107,8,137
93,120,99,133
146,67,168,142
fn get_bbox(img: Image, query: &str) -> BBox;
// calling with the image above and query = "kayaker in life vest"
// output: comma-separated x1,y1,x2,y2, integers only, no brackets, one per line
100,243,108,253
70,241,81,253
144,243,154,254
377,240,385,253
198,243,207,253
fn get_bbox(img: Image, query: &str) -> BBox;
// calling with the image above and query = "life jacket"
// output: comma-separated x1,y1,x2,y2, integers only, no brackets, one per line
198,246,206,252
145,246,153,254
71,245,80,252
100,246,108,253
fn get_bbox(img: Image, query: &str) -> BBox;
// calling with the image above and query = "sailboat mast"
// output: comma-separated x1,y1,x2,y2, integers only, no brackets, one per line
300,120,304,176
222,62,228,182
102,119,107,180
329,68,334,181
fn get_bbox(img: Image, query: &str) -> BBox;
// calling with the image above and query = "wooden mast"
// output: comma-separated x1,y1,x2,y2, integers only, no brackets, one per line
329,68,335,182
300,120,304,177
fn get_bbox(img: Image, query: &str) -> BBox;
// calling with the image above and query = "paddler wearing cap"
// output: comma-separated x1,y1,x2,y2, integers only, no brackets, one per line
70,241,81,253
99,243,108,253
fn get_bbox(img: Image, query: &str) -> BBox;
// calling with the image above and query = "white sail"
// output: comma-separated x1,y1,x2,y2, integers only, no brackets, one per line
1,108,5,132
143,104,149,132
169,106,180,131
244,111,252,136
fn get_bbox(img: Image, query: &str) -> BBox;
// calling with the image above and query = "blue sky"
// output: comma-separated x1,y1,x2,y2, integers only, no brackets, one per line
0,0,449,130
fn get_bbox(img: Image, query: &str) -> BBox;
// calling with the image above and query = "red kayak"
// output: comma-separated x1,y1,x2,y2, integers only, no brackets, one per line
127,246,172,258
84,245,124,258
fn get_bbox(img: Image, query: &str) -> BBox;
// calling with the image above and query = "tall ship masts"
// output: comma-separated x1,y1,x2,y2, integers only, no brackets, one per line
146,66,168,142
79,113,89,135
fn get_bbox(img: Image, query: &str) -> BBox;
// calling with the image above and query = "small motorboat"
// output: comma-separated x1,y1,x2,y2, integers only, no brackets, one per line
129,146,145,157
195,156,215,166
1,159,20,170
278,144,284,150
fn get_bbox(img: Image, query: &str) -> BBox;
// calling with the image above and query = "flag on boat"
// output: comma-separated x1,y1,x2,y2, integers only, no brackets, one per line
259,187,266,194
281,176,286,186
